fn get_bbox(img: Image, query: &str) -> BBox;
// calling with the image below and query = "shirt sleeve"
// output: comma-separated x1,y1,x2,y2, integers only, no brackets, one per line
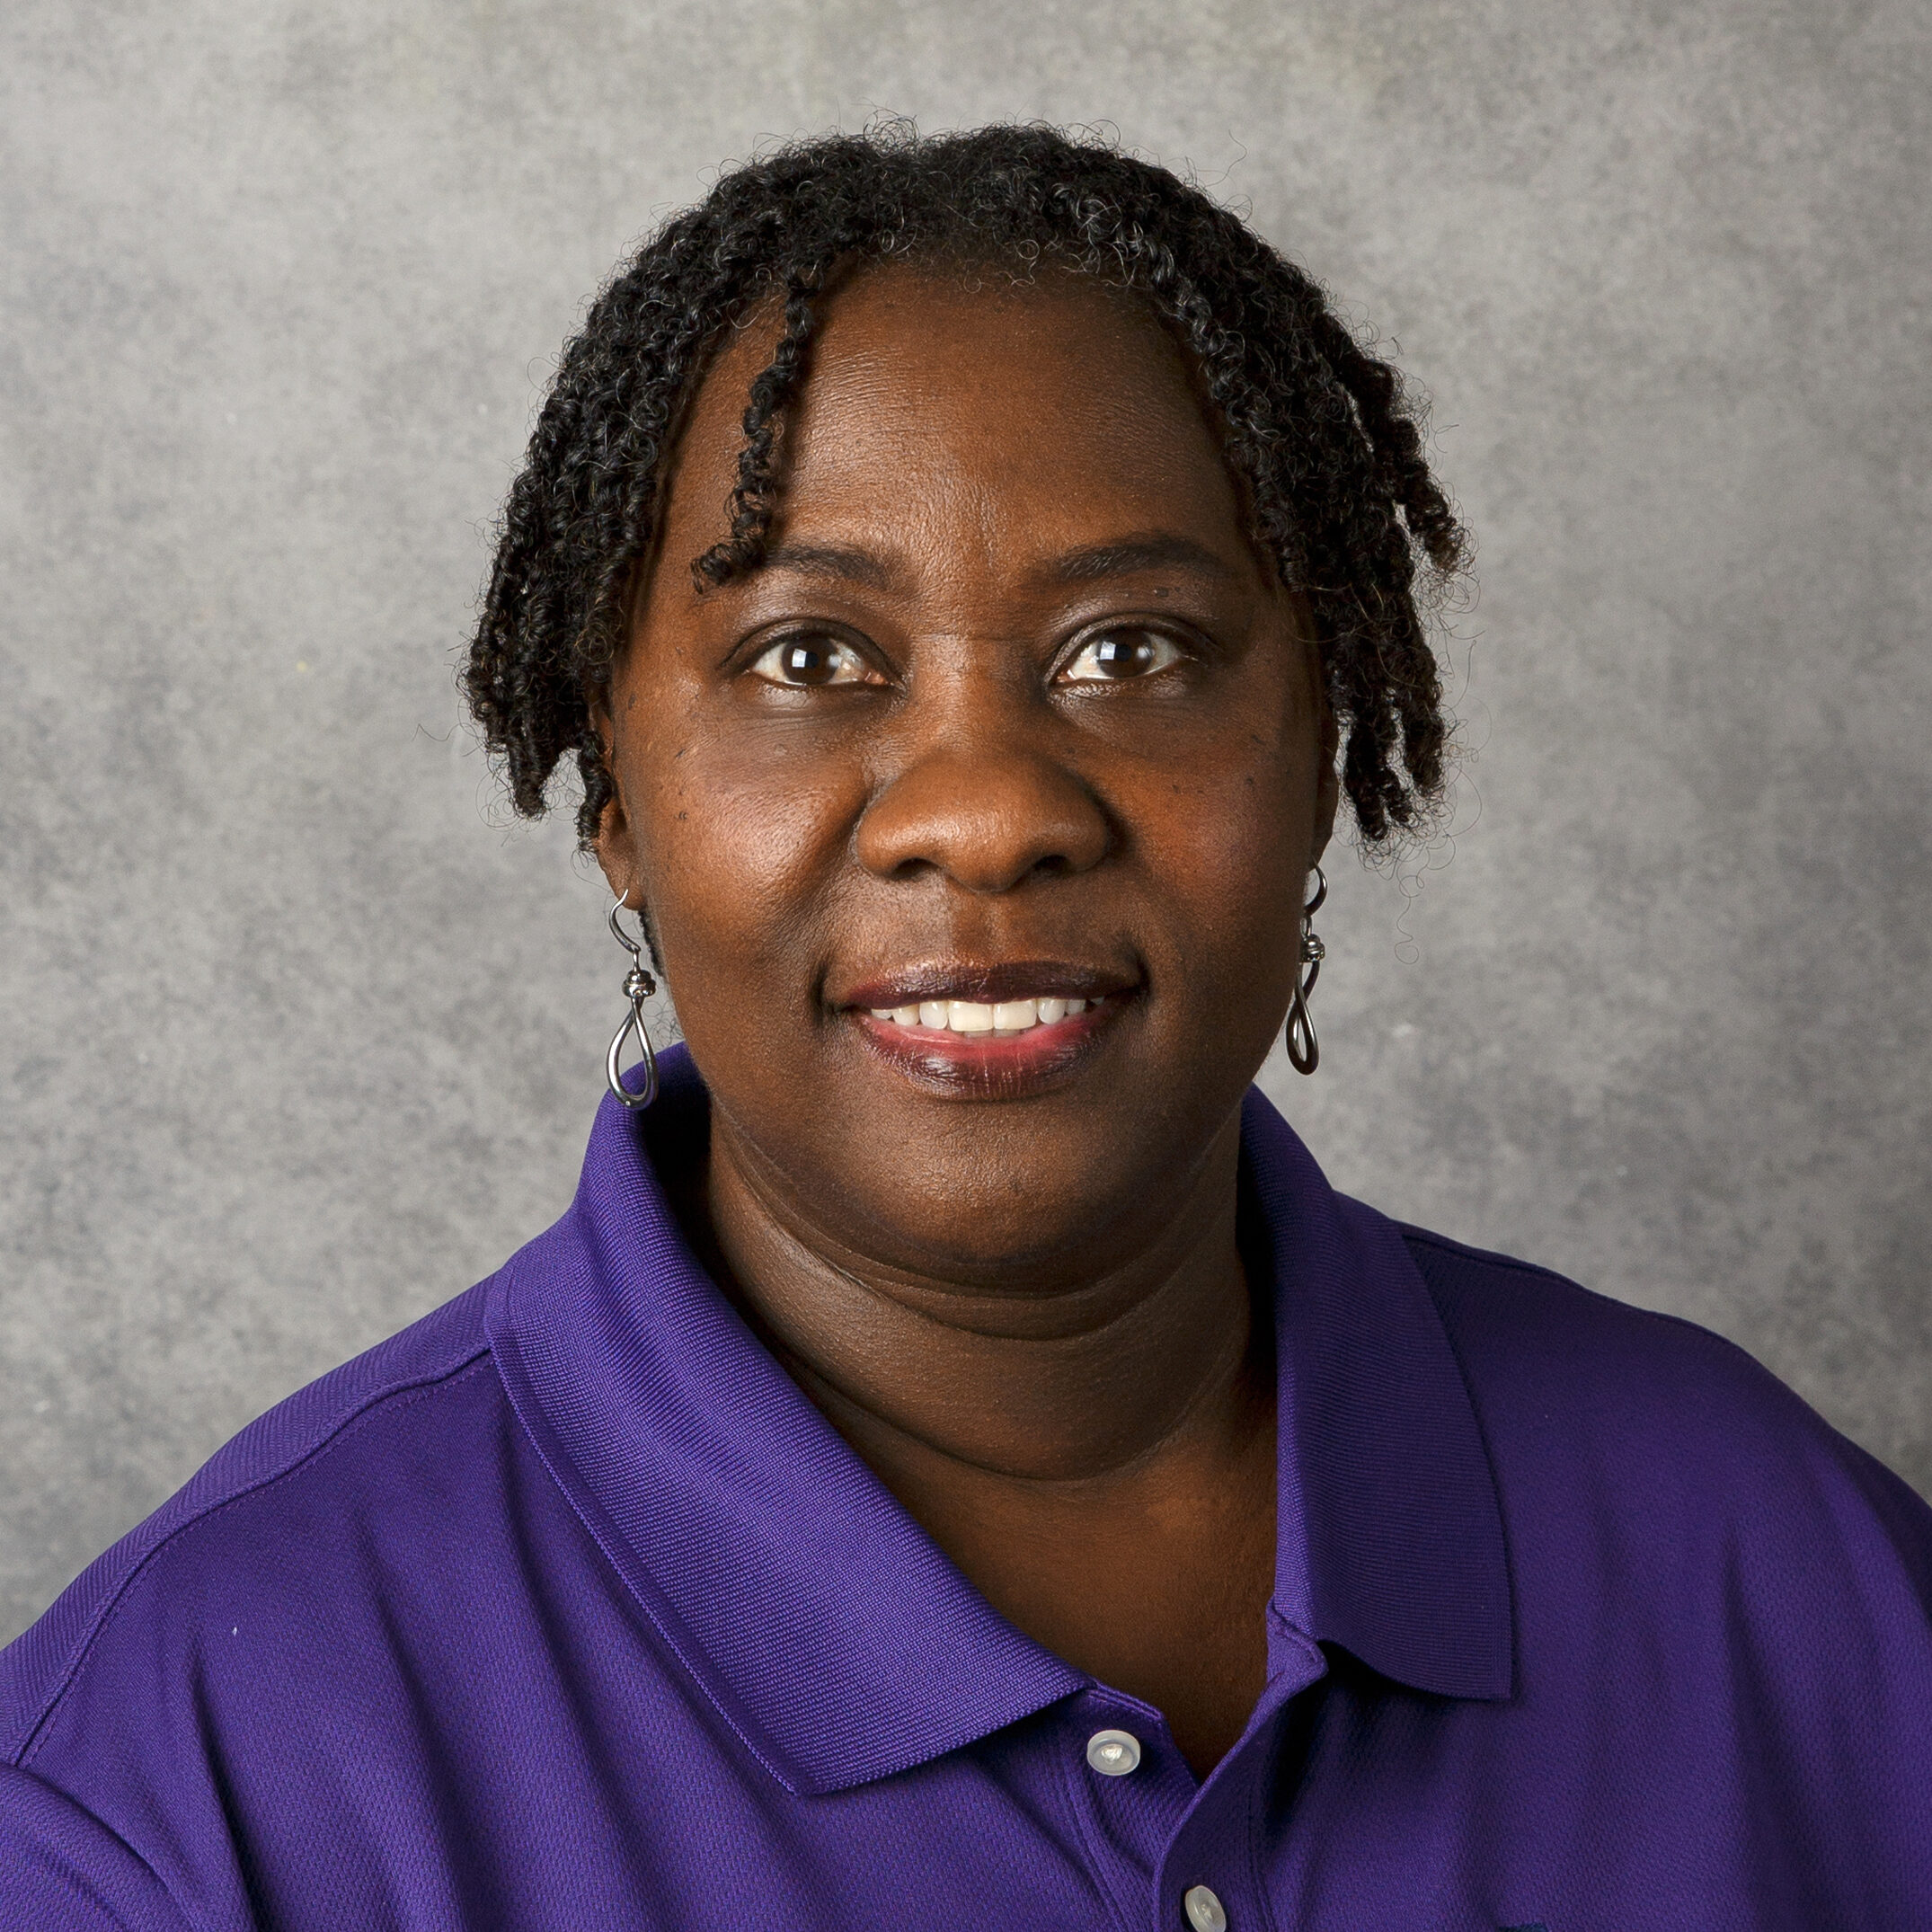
0,1764,196,1932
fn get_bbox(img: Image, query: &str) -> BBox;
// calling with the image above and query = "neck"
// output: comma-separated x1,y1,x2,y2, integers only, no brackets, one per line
690,1101,1280,1777
697,1104,1263,1487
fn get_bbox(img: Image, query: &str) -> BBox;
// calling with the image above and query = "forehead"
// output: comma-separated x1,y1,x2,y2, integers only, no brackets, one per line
661,262,1249,570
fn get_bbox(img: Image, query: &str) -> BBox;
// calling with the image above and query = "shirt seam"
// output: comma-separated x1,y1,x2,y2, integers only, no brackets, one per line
1398,1223,1778,1359
8,1760,206,1932
1246,1716,1284,1932
483,1306,821,1794
1396,1225,1587,1288
12,1347,494,1770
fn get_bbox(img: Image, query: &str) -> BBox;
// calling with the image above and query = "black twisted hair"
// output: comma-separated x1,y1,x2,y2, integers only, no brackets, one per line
465,122,1467,850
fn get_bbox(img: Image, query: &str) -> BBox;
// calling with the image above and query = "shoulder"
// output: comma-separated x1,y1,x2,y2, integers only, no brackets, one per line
0,1281,500,1766
1389,1214,1932,1608
1396,1216,1786,1410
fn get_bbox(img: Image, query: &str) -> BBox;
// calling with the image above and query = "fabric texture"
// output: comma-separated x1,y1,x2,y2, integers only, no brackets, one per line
4,1046,1929,1930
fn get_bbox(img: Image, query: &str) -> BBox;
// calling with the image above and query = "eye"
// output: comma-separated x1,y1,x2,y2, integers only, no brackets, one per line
1057,626,1188,684
745,633,882,688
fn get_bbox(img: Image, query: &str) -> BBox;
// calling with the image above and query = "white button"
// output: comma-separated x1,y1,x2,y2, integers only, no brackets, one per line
1085,1728,1142,1777
1183,1884,1228,1932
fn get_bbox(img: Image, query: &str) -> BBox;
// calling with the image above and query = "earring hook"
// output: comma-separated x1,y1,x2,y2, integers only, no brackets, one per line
605,893,660,1109
1286,864,1327,1076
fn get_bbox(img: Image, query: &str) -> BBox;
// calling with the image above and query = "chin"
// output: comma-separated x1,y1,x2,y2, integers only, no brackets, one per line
817,1143,1179,1287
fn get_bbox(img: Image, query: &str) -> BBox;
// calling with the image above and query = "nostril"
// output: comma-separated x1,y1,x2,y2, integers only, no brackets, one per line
855,750,1111,891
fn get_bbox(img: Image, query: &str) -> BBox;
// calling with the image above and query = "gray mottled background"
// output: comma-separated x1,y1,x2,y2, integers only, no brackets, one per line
4,0,1928,1642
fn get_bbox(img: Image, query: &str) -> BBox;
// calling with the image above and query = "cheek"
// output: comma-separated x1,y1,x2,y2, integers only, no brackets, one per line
1127,745,1314,996
631,729,866,999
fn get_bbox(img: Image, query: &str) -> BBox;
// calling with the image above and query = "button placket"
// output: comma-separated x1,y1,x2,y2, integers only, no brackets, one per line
1057,1695,1197,1932
1183,1883,1228,1931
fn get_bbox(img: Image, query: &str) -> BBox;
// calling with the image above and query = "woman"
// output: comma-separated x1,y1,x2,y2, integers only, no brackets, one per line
4,126,1928,1930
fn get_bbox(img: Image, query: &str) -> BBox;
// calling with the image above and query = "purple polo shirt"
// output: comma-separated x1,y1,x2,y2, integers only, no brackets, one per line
4,1049,1930,1929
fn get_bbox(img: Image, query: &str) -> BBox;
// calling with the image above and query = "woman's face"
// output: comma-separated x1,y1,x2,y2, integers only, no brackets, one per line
598,263,1336,1283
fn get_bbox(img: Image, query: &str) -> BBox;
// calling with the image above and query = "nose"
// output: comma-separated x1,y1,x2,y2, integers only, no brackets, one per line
855,740,1111,892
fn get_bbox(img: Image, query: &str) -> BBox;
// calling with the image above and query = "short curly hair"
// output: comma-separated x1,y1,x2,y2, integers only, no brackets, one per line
465,122,1467,850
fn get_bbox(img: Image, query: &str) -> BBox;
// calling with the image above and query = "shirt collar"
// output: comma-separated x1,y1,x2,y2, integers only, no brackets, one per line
1239,1087,1512,1702
485,1050,1511,1795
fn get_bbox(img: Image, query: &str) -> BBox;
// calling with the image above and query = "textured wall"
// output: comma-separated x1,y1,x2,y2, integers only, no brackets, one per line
4,0,1928,1642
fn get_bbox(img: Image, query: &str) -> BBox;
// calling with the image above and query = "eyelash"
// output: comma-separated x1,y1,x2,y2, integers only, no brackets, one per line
744,633,879,687
740,621,1202,690
1057,626,1192,683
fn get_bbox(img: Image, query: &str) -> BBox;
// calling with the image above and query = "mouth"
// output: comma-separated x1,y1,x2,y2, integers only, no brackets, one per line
835,961,1138,1096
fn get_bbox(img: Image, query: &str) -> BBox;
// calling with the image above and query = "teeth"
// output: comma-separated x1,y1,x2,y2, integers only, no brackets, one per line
866,994,1100,1033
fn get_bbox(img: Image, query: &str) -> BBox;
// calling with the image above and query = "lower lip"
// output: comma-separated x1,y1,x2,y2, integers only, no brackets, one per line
849,1000,1123,1095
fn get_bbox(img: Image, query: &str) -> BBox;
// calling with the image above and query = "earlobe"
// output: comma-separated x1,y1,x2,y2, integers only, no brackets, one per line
588,706,639,908
594,821,637,910
593,804,641,911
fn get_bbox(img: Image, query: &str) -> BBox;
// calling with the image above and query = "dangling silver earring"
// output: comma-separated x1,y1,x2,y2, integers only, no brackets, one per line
1286,864,1327,1076
605,895,660,1110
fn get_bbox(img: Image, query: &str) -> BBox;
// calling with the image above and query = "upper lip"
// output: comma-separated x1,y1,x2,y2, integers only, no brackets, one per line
836,958,1140,1010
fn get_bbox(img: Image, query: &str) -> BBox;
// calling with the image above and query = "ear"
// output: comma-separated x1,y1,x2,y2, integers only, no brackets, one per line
588,702,641,910
1311,703,1341,867
1289,594,1341,868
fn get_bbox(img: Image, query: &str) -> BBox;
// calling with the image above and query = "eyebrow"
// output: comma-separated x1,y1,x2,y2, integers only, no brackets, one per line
756,543,904,589
756,532,1241,592
1041,534,1240,586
